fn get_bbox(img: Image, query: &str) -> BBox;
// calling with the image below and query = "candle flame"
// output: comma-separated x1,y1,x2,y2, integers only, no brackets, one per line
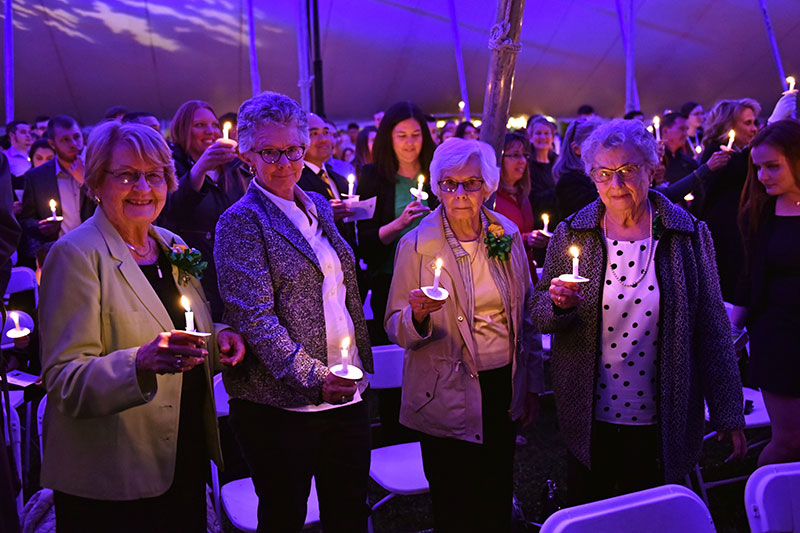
10,311,20,329
728,129,736,139
341,336,350,350
695,145,703,154
223,122,232,132
458,100,465,111
684,193,695,202
787,76,796,91
49,199,56,211
435,257,443,270
418,174,425,185
347,174,355,185
542,213,549,223
569,246,580,259
652,115,660,128
180,295,191,313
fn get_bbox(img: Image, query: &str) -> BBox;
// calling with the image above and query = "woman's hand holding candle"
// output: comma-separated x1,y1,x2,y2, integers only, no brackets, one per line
409,288,447,324
549,277,583,310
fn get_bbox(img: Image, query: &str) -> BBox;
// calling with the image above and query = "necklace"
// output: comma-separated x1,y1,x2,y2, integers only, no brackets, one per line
603,201,654,288
125,238,163,278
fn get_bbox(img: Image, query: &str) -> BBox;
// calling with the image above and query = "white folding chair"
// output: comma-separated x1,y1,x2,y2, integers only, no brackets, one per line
3,267,38,308
37,394,46,463
744,461,800,533
2,394,24,515
694,387,771,504
1,309,34,350
365,344,429,532
539,484,716,533
209,374,320,531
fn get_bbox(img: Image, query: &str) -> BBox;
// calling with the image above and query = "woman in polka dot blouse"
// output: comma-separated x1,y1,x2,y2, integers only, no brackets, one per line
532,119,746,505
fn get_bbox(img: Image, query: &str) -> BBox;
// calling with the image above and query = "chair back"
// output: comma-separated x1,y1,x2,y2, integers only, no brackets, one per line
1,309,34,350
37,394,47,462
4,266,38,307
366,344,404,390
540,484,715,533
745,462,800,533
213,373,229,417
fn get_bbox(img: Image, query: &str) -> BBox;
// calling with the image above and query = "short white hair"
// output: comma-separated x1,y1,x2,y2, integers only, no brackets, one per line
429,138,499,198
237,91,309,153
581,118,659,175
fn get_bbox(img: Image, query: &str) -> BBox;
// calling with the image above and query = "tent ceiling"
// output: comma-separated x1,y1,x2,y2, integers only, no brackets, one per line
2,0,799,124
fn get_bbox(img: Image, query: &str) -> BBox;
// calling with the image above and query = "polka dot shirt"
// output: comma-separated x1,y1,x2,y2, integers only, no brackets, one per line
595,237,660,425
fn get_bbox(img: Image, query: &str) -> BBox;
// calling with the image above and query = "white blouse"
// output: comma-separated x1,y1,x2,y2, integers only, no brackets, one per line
595,237,660,425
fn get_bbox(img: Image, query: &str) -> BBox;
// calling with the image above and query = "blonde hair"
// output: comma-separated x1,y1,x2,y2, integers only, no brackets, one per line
704,98,761,144
85,121,177,193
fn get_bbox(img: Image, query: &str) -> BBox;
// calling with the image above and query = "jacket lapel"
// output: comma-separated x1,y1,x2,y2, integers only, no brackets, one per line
93,209,174,331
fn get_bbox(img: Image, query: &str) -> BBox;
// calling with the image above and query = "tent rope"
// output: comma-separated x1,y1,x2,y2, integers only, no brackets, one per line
488,1,521,54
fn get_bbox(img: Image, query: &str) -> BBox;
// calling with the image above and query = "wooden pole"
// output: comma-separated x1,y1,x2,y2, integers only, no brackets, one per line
479,0,525,162
4,0,14,121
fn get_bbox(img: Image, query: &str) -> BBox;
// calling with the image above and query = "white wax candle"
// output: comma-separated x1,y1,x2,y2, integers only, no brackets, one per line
570,246,580,278
181,296,195,332
416,175,425,203
432,258,443,290
222,122,232,140
340,337,350,373
347,174,355,198
10,311,21,332
726,129,736,150
49,199,57,220
653,116,661,142
788,76,796,92
542,214,550,234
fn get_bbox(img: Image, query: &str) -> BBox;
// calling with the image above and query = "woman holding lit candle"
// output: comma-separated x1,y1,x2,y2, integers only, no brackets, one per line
732,119,800,466
532,119,746,505
357,101,437,344
37,121,245,531
214,91,373,532
385,138,545,532
160,99,251,321
495,132,549,282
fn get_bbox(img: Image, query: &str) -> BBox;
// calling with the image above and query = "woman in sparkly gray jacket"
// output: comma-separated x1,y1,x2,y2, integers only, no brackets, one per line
532,119,745,504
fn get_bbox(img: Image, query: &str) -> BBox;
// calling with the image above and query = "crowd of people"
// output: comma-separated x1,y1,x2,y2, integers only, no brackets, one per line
0,83,798,532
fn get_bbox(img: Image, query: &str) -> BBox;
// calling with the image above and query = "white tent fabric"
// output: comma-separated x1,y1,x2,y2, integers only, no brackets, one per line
2,0,799,124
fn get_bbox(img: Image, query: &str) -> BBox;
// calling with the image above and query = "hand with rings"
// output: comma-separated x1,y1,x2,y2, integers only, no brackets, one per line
409,288,446,323
549,277,583,310
135,331,207,375
322,371,358,405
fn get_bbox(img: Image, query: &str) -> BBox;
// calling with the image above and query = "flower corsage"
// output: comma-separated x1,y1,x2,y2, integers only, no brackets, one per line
484,223,513,261
167,241,208,285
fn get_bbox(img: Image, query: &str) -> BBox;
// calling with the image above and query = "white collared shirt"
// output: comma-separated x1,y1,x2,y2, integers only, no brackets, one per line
252,181,366,411
3,146,31,177
54,158,83,236
304,161,341,200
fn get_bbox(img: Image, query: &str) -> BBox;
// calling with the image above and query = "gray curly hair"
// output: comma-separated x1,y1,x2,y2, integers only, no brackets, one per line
237,91,309,153
580,118,659,175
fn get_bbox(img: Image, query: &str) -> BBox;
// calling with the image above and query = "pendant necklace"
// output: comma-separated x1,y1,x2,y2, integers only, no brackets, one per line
126,238,163,278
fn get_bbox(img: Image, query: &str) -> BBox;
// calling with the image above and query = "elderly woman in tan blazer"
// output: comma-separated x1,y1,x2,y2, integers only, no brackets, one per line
385,138,545,533
38,121,245,532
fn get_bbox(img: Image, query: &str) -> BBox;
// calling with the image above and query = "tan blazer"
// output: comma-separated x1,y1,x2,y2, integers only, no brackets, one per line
385,206,544,444
39,208,224,500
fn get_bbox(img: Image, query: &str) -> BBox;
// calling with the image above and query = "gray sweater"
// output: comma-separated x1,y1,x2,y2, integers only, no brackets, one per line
532,190,744,483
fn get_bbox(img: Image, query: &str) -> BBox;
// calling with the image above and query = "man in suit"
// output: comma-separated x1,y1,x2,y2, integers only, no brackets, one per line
3,121,33,181
19,115,95,254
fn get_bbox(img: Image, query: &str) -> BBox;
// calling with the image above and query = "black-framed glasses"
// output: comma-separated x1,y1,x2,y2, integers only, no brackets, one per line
438,178,484,193
106,169,165,186
254,146,306,164
589,163,641,184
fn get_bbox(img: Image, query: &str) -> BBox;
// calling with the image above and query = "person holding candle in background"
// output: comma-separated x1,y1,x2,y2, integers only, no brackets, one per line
680,101,706,156
495,132,548,283
214,91,372,532
732,119,800,467
533,118,745,504
160,99,250,321
527,117,559,245
37,121,245,531
385,138,545,532
357,101,437,344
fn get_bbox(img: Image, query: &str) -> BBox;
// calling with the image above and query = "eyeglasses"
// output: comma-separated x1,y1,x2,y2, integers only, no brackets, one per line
589,163,641,184
253,146,306,164
438,178,485,193
106,169,166,186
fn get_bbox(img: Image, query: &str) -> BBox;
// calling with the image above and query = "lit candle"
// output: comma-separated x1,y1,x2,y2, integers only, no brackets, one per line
347,174,355,198
542,214,550,234
458,100,465,111
653,116,661,142
695,145,703,154
432,258,443,290
9,311,21,332
340,337,350,373
684,193,695,202
788,76,796,92
49,199,57,220
416,174,425,203
726,129,736,150
180,296,195,332
222,122,232,140
570,246,580,278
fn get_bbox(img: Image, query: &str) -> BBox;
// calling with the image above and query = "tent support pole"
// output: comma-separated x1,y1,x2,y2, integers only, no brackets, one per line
246,0,261,96
296,0,312,111
758,0,788,91
479,0,525,162
311,0,324,116
448,0,470,121
4,0,13,121
616,0,639,113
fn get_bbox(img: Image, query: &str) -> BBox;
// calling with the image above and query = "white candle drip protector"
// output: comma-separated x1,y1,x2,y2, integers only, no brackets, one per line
6,311,30,339
330,337,363,381
421,258,450,300
558,246,590,283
